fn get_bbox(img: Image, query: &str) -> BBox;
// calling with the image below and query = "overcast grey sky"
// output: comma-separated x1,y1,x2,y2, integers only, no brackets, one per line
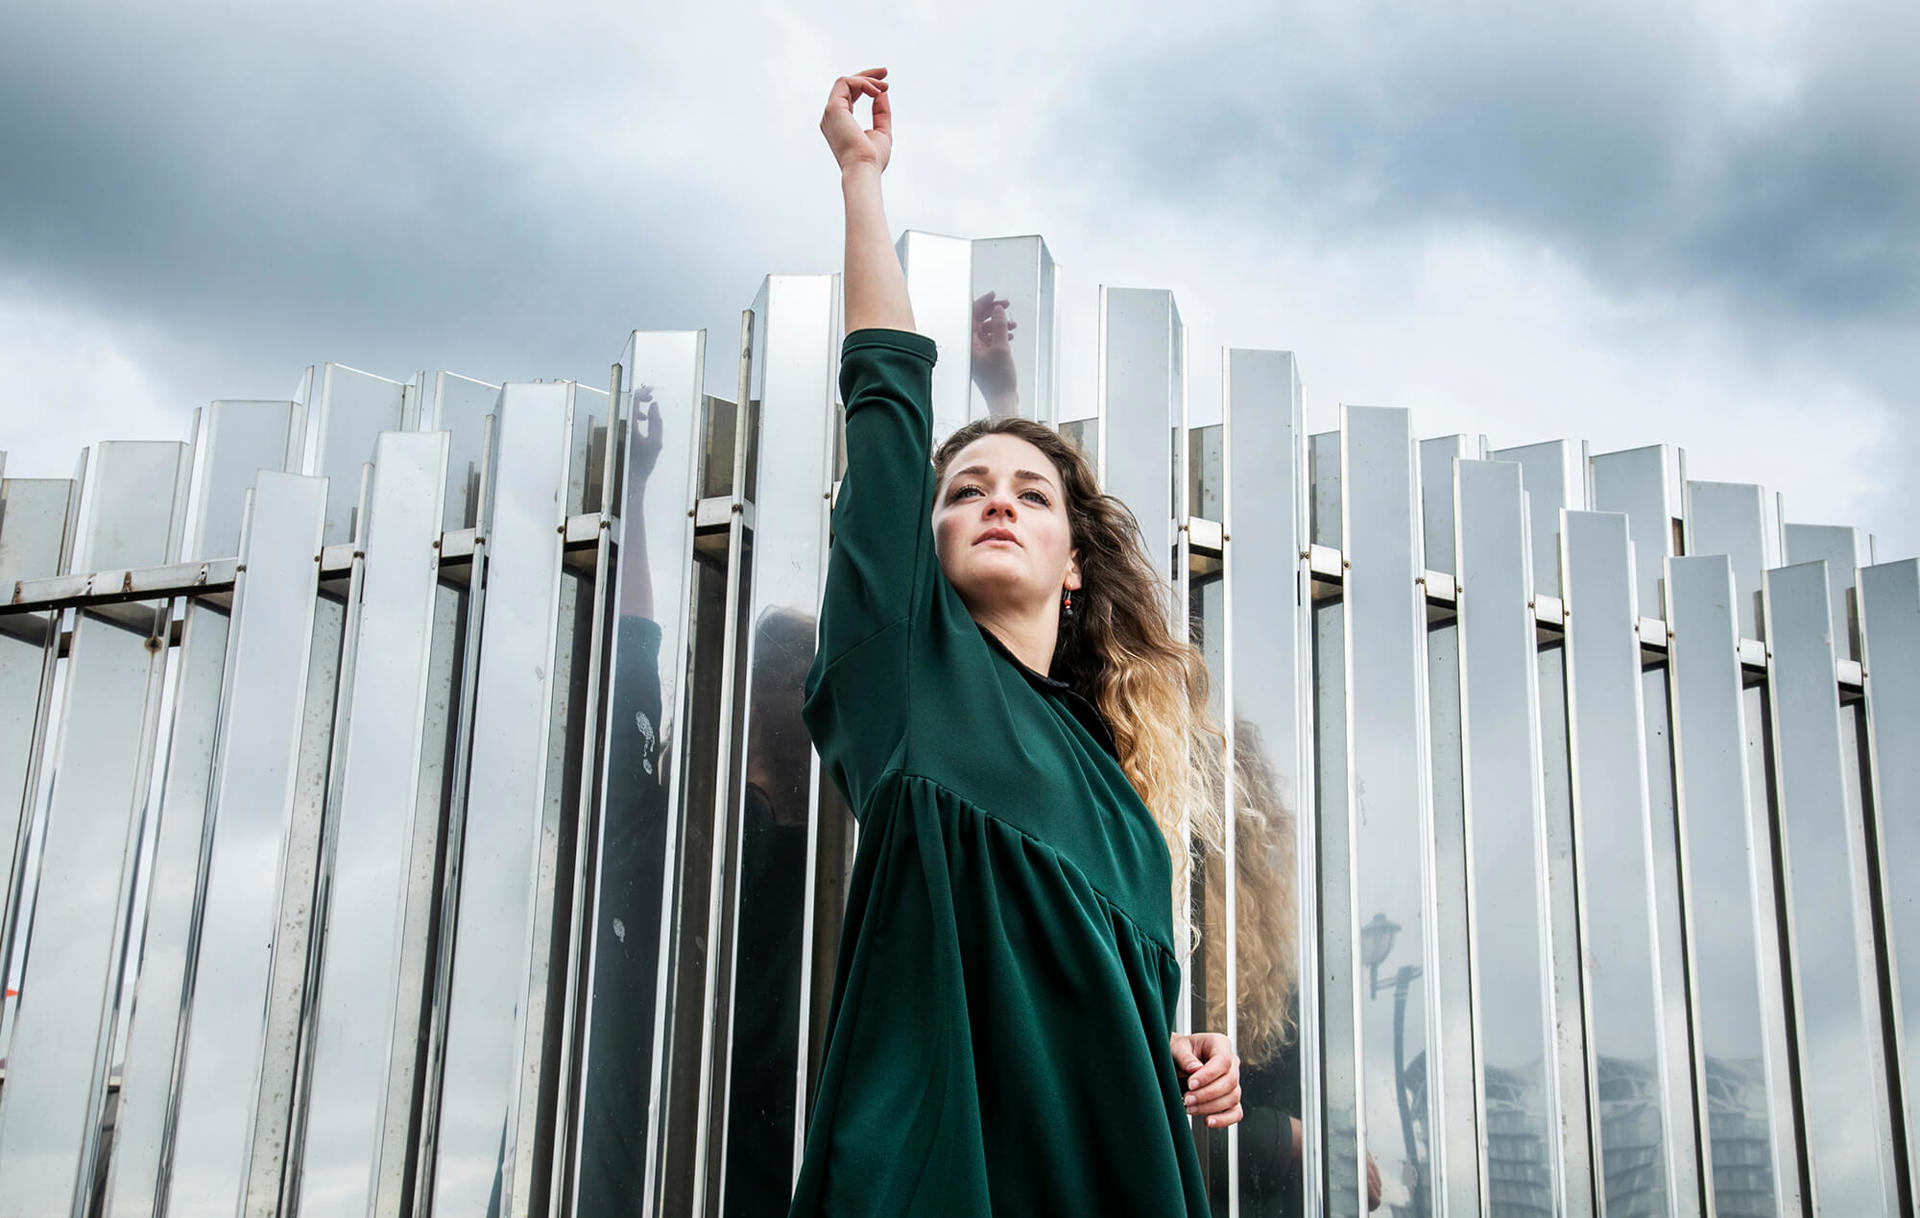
3,0,1915,561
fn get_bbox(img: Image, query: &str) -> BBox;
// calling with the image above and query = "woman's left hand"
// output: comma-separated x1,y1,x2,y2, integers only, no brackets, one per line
1170,1032,1243,1128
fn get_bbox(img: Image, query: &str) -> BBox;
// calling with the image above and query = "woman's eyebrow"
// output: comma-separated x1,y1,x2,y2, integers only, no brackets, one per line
953,464,1058,489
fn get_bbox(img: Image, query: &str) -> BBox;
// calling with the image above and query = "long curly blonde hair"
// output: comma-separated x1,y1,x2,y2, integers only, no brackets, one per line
932,418,1224,918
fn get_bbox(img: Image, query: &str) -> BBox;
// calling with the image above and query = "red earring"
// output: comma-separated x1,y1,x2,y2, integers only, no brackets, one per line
1062,589,1074,619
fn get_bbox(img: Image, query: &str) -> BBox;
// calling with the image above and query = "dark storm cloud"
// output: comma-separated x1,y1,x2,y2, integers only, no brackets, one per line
0,6,779,391
1057,1,1920,332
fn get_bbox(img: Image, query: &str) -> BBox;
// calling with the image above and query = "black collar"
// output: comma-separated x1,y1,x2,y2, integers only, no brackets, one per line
975,624,1121,761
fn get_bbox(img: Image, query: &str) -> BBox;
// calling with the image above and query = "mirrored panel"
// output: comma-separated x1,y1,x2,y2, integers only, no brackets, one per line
309,363,411,545
1683,481,1770,641
0,441,188,1218
715,275,839,1213
1860,559,1920,1195
1591,445,1680,622
428,383,575,1215
1666,555,1788,1216
1419,436,1469,575
1314,589,1360,1218
0,478,74,997
1455,459,1560,1217
1309,431,1341,551
895,230,974,444
294,433,448,1218
430,372,501,531
1561,509,1673,1214
1783,524,1870,663
1342,405,1439,1216
969,234,1057,426
1099,287,1183,579
164,472,327,1217
107,400,302,1218
1488,440,1583,601
1224,350,1312,1218
572,330,706,1217
1765,559,1899,1214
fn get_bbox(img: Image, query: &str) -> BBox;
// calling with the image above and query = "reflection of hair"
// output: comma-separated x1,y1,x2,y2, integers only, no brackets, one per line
749,608,819,824
932,417,1225,923
1204,718,1299,1067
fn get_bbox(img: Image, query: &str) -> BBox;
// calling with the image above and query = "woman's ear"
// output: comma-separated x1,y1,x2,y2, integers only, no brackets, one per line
1065,549,1083,591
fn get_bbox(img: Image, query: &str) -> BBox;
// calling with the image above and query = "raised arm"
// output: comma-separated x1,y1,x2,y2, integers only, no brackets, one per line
820,68,914,334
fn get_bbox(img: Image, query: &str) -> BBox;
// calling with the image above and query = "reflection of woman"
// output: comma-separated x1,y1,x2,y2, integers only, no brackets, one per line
578,387,672,1215
789,69,1243,1216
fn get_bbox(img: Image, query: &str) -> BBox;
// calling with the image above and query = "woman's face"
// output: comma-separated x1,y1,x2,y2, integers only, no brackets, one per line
932,432,1080,618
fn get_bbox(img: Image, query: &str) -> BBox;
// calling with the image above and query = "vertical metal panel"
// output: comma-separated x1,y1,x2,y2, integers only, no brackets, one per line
1537,638,1598,1218
427,382,575,1215
1456,458,1561,1216
1561,508,1676,1215
1342,404,1440,1216
570,331,707,1216
1667,555,1791,1217
1193,539,1229,1197
0,441,189,1218
1489,440,1585,600
430,372,500,531
1098,287,1184,579
1223,350,1316,1218
1860,560,1920,1201
1765,560,1899,1215
1782,525,1870,663
1591,444,1682,621
1309,431,1341,550
163,472,327,1217
1189,422,1223,525
1419,436,1470,576
711,274,838,1214
294,432,449,1218
1315,582,1361,1218
106,400,303,1218
0,477,76,1016
1421,444,1480,1217
969,234,1058,425
895,231,974,443
1683,482,1771,641
308,364,412,546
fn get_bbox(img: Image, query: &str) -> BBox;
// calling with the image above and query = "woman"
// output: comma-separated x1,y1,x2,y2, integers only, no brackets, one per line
791,68,1243,1216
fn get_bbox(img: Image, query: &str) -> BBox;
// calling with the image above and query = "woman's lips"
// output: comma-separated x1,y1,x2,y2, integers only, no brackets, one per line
975,528,1019,546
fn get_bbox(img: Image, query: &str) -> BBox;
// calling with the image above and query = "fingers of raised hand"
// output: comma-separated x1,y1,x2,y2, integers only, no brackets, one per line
1201,1102,1244,1129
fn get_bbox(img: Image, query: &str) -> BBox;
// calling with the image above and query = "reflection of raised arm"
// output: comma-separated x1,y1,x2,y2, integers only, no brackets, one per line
821,69,913,335
618,385,663,621
971,291,1019,416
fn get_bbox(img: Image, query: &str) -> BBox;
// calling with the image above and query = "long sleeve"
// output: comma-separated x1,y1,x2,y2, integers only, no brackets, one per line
802,328,940,815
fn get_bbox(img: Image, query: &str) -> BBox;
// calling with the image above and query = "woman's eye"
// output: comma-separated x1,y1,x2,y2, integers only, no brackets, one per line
1021,490,1050,506
950,485,981,501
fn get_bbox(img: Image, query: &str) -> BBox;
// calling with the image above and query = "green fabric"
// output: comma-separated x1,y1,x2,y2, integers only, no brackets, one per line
791,328,1208,1216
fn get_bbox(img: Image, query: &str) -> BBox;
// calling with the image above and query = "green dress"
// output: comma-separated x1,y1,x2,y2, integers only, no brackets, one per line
790,328,1209,1216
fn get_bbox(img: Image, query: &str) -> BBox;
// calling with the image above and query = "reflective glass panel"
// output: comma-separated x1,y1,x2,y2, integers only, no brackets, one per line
1342,405,1438,1216
1666,555,1785,1216
1488,440,1582,601
1783,525,1871,663
164,472,327,1218
309,364,410,546
431,372,500,531
969,234,1057,425
1591,445,1679,622
1682,482,1769,641
1455,460,1560,1216
1224,350,1311,1218
1561,509,1672,1214
1099,287,1183,577
574,330,706,1217
895,231,974,443
295,433,448,1218
429,383,575,1216
108,401,301,1218
1765,560,1898,1214
1860,560,1920,1193
0,442,188,1218
717,276,838,1213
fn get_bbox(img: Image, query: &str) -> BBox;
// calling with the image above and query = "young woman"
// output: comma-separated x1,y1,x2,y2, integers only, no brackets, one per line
792,68,1243,1215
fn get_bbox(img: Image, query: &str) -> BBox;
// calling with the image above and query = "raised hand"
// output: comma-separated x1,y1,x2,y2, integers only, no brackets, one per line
629,385,664,486
970,291,1019,414
820,68,892,174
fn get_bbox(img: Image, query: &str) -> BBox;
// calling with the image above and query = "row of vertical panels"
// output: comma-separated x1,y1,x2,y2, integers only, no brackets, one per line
0,232,1916,1217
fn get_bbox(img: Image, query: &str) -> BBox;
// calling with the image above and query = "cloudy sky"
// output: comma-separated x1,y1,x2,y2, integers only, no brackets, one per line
4,0,1915,562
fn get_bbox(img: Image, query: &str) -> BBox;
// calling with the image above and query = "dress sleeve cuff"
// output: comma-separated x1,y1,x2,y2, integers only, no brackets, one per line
842,328,939,365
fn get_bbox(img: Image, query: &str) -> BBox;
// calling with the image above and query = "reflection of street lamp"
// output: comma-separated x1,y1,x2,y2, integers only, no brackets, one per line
1360,911,1427,1215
